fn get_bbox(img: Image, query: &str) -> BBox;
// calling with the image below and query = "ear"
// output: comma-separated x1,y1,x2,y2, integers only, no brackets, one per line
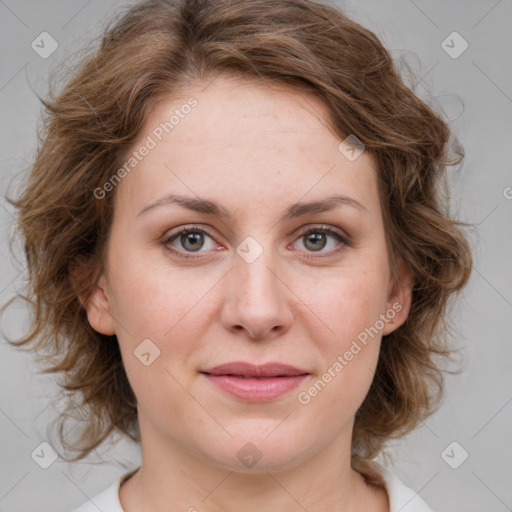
71,262,116,336
82,274,117,336
381,258,413,336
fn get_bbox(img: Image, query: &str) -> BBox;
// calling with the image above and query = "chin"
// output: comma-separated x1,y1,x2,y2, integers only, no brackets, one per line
215,451,306,475
198,429,314,474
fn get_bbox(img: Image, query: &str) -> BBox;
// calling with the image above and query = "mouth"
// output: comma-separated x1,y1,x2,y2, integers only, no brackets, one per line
200,362,310,401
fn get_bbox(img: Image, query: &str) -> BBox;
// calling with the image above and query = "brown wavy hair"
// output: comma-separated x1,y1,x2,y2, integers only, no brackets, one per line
3,0,471,485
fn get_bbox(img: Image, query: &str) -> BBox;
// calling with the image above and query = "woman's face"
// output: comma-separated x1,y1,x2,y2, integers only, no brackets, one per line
84,76,411,472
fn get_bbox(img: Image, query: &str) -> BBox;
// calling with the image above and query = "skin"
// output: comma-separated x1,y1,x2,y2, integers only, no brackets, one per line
82,75,412,512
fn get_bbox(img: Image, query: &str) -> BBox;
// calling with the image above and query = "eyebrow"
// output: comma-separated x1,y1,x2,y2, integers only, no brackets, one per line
137,193,367,221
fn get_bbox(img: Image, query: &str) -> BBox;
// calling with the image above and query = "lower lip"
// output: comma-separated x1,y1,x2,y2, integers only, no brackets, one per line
202,373,308,401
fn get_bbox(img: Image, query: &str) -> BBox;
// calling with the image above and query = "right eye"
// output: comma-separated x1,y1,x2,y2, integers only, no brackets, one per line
161,224,223,259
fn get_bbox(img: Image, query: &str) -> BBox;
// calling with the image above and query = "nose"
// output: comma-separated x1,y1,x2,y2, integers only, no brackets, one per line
220,248,294,340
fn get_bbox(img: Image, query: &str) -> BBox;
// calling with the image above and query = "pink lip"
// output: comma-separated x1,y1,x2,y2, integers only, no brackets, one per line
200,362,309,402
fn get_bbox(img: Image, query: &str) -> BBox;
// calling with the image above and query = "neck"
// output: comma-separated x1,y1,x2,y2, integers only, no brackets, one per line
119,416,389,512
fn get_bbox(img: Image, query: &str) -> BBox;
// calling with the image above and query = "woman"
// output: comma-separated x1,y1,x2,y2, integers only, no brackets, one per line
5,0,472,510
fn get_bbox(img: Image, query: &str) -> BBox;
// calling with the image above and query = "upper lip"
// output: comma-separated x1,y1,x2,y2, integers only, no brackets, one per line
200,362,309,378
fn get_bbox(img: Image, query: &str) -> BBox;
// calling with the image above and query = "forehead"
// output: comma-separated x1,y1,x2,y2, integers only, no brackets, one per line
154,76,337,153
115,76,379,219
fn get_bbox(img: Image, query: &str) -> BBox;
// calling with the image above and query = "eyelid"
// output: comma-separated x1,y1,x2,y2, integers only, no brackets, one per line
293,223,348,241
164,223,218,240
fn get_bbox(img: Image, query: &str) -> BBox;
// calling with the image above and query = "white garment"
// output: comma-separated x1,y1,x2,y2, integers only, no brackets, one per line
71,460,434,512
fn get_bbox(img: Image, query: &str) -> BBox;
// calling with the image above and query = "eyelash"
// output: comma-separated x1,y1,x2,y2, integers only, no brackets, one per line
160,224,349,260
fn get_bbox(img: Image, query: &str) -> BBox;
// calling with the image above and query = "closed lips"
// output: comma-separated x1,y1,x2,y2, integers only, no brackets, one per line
203,373,302,378
200,362,310,402
200,362,309,378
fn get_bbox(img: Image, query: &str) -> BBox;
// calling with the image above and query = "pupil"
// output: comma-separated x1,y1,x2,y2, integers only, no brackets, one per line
182,232,203,251
305,233,326,251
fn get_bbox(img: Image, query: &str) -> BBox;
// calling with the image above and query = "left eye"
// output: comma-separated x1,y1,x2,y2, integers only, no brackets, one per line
292,227,347,254
162,225,347,259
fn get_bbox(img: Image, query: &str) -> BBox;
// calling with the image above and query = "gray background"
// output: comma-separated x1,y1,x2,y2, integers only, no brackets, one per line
1,1,511,511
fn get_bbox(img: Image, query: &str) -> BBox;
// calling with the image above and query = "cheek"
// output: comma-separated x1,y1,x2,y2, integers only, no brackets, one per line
295,263,388,408
301,262,389,345
107,255,223,395
109,264,217,419
107,240,215,337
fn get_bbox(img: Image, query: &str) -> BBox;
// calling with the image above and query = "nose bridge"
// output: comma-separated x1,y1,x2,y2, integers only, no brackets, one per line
221,236,293,339
237,249,280,304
